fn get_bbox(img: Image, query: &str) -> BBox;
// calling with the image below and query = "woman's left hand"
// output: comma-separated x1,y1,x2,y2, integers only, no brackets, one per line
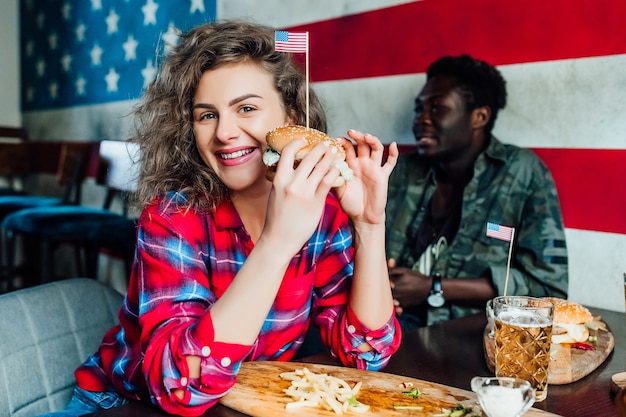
335,129,398,225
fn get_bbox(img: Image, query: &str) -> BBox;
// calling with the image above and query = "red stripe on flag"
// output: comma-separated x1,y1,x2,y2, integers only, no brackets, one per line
531,148,626,235
287,0,626,82
392,145,626,235
275,31,308,53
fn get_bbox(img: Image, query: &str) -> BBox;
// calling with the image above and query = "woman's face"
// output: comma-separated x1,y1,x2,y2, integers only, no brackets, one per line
192,61,293,193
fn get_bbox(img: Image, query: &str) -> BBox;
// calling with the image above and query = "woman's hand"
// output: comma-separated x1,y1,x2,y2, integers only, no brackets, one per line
212,140,341,348
338,132,398,331
260,138,340,256
334,130,398,225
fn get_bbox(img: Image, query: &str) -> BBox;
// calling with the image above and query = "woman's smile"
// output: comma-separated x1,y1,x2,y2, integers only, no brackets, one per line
215,146,260,166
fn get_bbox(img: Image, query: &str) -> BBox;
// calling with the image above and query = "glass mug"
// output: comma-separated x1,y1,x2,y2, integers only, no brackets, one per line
486,298,495,338
492,296,553,402
471,376,535,417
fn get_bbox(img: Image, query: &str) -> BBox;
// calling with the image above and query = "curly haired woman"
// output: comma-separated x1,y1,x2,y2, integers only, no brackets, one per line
39,20,401,417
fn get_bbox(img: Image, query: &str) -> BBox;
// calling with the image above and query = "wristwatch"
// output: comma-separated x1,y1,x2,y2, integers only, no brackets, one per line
427,273,445,308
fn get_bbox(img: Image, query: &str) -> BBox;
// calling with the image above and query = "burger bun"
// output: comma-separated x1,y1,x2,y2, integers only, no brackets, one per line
545,297,594,344
263,125,353,187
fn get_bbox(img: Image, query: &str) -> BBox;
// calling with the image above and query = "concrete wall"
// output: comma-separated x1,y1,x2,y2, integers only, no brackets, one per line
0,0,21,127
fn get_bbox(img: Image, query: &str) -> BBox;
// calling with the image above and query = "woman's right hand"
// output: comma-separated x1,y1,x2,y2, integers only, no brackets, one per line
211,139,341,346
259,139,340,257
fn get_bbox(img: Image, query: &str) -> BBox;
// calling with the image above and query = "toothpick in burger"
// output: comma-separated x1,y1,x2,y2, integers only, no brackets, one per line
263,125,353,187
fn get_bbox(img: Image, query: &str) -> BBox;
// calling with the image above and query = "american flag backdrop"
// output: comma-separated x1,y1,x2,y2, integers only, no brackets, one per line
20,0,216,111
19,0,626,312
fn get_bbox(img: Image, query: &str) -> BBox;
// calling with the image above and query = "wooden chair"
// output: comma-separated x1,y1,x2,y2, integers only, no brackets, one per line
1,141,139,289
0,126,29,141
0,126,31,195
0,142,94,290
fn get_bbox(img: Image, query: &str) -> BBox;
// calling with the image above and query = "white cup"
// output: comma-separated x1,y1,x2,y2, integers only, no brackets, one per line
471,376,535,417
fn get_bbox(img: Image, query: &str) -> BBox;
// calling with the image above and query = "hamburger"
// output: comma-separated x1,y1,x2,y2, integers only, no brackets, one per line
263,125,353,187
545,297,594,344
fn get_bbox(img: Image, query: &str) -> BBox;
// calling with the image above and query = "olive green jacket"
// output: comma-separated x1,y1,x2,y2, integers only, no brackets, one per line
386,136,569,321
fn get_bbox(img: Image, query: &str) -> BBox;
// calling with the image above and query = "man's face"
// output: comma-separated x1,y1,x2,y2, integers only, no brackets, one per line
412,75,476,160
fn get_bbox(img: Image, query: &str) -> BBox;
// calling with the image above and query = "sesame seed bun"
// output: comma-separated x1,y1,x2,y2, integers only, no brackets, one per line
545,297,594,344
263,125,352,187
545,297,593,324
266,125,344,160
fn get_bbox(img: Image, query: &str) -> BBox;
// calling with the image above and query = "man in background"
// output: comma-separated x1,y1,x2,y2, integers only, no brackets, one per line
386,54,568,329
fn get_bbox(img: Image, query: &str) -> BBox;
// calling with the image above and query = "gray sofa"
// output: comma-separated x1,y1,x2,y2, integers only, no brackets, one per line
0,278,123,416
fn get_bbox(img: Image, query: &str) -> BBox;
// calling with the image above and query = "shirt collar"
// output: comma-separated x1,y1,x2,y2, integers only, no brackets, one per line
483,135,507,163
213,199,244,230
422,135,506,181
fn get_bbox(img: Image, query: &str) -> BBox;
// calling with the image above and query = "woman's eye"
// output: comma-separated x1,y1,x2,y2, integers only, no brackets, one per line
199,112,216,120
240,106,255,114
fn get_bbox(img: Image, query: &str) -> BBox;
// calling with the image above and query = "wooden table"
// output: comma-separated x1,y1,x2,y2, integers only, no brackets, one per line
85,306,624,417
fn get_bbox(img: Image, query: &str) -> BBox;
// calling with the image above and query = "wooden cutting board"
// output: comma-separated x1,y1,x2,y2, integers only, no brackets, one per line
483,319,614,385
219,361,561,416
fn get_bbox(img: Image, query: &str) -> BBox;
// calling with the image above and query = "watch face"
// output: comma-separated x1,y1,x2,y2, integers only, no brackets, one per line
428,293,445,308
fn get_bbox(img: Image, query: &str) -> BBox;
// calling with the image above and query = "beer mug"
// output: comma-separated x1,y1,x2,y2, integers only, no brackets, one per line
471,376,535,417
486,298,495,338
493,296,553,402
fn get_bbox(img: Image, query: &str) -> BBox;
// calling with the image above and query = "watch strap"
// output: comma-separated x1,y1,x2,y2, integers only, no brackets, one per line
431,273,442,293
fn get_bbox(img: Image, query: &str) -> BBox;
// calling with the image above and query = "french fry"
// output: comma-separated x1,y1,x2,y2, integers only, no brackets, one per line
279,368,370,414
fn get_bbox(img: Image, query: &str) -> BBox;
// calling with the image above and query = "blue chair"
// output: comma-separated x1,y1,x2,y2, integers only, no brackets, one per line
83,140,140,280
85,213,138,281
1,140,139,289
0,141,91,211
0,189,26,197
0,142,94,290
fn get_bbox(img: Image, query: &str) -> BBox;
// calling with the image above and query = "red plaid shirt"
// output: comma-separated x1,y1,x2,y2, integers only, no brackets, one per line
75,192,400,416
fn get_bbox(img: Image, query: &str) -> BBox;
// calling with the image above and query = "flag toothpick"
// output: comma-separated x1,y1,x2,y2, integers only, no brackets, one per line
275,30,310,128
486,222,515,296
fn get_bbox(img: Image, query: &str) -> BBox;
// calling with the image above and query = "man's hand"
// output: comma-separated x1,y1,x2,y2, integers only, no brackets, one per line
388,258,432,314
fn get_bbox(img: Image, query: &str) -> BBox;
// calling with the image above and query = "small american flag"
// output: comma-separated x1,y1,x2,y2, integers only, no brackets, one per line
486,222,514,242
275,31,309,53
